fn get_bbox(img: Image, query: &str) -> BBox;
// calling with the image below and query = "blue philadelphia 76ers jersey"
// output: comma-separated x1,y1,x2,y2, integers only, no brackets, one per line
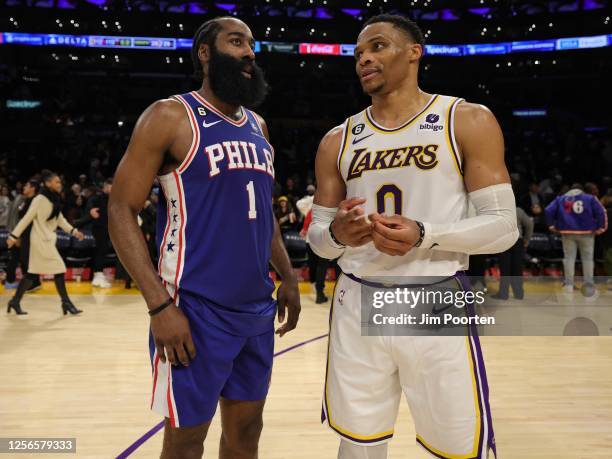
156,91,276,336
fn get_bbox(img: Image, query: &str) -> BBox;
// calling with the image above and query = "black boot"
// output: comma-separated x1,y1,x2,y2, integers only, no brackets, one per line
54,274,81,315
26,277,42,293
61,301,82,315
315,291,329,304
7,299,27,315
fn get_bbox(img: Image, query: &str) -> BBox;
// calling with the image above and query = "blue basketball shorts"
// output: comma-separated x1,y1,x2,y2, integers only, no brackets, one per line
148,297,274,428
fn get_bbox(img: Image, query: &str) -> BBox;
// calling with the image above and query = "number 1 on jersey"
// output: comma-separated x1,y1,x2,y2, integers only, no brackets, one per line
246,180,257,219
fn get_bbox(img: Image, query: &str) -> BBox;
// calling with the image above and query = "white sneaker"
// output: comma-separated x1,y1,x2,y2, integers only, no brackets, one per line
92,272,112,288
562,284,574,294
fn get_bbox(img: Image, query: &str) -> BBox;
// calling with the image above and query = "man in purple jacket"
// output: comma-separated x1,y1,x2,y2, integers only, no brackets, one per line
545,183,607,292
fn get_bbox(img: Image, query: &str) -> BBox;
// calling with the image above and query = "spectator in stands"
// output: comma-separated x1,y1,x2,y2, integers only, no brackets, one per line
5,180,40,289
0,185,12,228
78,174,88,189
66,193,86,225
600,188,612,276
545,183,608,293
492,206,534,300
297,185,328,303
295,184,315,218
275,196,296,232
283,177,300,210
11,181,23,199
64,183,82,221
6,170,85,315
599,188,612,276
585,182,600,198
521,182,546,231
539,172,562,204
82,185,97,203
78,178,113,288
601,190,612,277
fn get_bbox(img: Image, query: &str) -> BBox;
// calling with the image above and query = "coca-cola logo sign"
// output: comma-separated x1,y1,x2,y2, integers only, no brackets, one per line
299,43,340,55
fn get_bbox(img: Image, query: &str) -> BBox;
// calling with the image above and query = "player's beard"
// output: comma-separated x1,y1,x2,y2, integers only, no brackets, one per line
208,46,269,109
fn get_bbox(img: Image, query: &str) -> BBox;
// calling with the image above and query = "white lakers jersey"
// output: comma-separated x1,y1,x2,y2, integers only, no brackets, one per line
337,94,469,278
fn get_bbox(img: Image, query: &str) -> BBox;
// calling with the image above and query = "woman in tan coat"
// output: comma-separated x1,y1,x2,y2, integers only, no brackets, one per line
7,170,85,315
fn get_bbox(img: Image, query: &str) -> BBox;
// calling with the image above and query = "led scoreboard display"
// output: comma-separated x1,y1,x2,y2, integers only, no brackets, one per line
88,36,176,50
1,32,610,56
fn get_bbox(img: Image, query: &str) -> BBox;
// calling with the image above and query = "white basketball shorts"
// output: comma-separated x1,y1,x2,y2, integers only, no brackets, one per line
322,272,496,458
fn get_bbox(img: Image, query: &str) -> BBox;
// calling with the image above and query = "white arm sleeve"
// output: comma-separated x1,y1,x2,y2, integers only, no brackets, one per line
307,204,345,260
420,183,519,255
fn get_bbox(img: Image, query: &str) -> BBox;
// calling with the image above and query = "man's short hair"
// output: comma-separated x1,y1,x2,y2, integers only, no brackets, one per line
191,16,231,79
362,14,425,46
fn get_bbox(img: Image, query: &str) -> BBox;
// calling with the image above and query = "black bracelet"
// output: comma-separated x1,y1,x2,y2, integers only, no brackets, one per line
329,220,346,247
414,221,425,248
70,228,76,235
148,298,174,316
9,233,18,240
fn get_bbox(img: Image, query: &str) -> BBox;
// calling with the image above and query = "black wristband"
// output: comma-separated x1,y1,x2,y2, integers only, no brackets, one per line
70,228,76,235
148,298,174,316
9,233,18,240
329,220,346,247
413,221,425,248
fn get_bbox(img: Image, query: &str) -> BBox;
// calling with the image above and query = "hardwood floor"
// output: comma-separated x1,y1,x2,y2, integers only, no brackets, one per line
1,283,611,458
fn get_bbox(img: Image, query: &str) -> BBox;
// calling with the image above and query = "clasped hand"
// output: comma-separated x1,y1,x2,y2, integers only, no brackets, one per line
331,197,421,256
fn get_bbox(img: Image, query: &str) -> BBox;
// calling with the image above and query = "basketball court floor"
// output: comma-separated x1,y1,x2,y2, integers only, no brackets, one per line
1,281,612,458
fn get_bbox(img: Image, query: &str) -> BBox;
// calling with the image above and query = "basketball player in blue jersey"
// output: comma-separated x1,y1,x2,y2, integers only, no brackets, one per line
309,15,518,459
109,17,301,459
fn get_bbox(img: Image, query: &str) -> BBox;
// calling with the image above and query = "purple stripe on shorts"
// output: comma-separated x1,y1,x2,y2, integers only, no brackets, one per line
456,271,497,458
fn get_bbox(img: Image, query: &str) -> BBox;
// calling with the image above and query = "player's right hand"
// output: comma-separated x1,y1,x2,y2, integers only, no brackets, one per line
331,197,374,247
150,305,196,367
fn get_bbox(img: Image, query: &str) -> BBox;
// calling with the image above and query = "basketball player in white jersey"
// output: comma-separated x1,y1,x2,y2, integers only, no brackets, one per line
308,14,518,459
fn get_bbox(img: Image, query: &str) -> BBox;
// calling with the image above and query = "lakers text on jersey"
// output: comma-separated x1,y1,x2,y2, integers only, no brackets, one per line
337,94,468,278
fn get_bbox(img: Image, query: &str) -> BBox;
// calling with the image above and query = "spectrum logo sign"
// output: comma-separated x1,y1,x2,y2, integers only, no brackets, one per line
299,43,341,55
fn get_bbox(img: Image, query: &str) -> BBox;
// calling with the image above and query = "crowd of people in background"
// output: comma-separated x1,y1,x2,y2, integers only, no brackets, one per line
0,163,610,299
0,168,157,293
273,173,610,300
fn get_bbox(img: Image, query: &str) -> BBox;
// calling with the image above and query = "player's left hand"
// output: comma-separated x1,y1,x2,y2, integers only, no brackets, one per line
6,237,17,249
276,277,301,337
369,213,421,256
74,230,85,241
